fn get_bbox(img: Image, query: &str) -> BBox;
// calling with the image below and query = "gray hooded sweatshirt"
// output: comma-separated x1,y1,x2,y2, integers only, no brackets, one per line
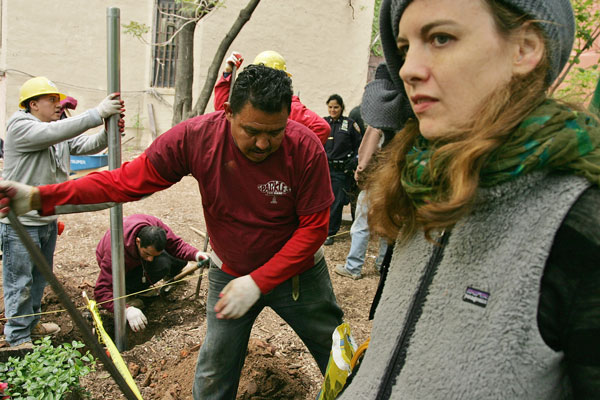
2,109,106,226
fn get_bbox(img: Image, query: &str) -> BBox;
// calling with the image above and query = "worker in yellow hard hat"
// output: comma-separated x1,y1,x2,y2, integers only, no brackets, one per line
17,76,67,109
0,77,125,350
252,50,292,77
213,50,330,145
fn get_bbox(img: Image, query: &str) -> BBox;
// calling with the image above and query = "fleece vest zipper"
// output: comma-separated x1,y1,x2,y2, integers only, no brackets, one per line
375,231,450,400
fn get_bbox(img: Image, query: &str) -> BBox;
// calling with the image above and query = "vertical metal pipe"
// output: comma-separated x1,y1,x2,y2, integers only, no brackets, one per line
107,7,127,351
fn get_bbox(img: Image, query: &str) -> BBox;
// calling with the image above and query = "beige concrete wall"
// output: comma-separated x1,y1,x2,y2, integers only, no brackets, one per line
0,0,158,147
196,0,375,116
1,0,375,147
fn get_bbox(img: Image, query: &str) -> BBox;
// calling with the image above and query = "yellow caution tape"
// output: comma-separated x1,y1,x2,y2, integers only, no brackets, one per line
87,299,144,400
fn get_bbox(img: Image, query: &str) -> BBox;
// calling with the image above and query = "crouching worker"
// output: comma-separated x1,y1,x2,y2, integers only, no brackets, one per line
95,214,206,332
0,64,344,399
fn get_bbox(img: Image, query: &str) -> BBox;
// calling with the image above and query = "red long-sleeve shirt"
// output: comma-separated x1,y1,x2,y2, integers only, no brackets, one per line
39,112,333,293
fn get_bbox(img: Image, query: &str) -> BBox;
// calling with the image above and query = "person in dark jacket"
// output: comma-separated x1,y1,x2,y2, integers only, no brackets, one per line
94,214,206,332
338,0,600,398
323,94,361,245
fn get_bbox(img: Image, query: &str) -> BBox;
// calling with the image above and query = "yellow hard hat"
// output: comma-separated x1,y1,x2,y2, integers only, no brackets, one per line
253,50,292,77
19,77,66,109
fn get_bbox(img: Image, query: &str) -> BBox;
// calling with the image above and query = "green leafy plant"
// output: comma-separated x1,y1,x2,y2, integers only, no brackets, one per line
0,337,96,398
549,0,600,103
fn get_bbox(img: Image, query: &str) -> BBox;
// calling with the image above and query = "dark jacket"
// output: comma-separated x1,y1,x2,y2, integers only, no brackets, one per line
324,116,361,174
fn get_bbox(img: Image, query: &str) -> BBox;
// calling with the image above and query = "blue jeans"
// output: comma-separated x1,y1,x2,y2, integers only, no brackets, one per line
1,221,57,346
192,258,343,399
328,169,350,236
345,191,388,276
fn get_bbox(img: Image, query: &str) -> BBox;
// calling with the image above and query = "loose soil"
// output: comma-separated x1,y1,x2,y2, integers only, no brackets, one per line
0,149,381,399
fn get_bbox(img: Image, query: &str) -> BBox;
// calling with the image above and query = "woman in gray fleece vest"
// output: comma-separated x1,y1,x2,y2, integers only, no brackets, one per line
341,0,600,398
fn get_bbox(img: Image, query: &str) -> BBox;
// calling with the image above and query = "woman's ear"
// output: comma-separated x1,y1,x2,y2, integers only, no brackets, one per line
512,22,545,75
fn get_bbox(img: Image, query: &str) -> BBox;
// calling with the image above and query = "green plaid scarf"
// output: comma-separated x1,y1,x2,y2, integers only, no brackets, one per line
402,99,600,206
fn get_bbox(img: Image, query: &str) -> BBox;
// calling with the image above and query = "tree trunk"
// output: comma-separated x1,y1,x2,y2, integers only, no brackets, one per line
191,0,262,117
171,10,196,126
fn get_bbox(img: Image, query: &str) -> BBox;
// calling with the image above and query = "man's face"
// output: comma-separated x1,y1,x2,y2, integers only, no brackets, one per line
136,238,162,262
224,102,288,163
30,94,62,122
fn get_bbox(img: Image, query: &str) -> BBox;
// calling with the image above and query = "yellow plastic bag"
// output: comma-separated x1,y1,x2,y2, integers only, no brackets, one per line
317,322,358,400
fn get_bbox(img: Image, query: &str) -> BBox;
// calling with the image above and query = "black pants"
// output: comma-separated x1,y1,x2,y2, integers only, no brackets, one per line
125,252,187,294
328,169,352,236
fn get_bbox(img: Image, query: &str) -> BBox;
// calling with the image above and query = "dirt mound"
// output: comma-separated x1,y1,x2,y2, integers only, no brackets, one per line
237,338,310,400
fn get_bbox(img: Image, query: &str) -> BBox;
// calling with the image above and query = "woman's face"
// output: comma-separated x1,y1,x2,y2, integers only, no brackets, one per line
398,0,517,140
328,100,343,120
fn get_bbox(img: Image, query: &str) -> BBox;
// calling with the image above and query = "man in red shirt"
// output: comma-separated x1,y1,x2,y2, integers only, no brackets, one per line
214,50,331,145
95,214,205,332
1,64,343,399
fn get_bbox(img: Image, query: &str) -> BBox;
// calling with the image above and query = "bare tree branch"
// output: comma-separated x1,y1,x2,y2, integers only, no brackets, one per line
191,0,262,117
549,25,600,95
171,6,197,125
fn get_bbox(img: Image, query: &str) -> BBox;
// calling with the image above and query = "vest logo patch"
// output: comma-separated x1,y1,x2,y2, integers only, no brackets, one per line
341,119,348,132
258,180,291,204
463,287,490,308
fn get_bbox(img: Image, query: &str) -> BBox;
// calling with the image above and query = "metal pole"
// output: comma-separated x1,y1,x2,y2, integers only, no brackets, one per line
227,65,237,103
107,7,127,352
6,212,139,400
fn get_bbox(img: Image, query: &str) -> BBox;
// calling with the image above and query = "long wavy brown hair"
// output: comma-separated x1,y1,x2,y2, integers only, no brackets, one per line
367,0,551,244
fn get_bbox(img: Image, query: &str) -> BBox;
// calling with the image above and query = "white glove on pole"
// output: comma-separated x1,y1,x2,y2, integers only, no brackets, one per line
95,93,122,119
125,306,147,332
214,275,261,319
226,52,244,69
0,180,35,217
195,251,210,262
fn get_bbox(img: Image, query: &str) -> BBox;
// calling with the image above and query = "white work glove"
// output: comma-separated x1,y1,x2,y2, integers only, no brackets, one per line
226,52,244,69
95,93,123,119
195,251,210,262
0,180,35,217
125,306,147,332
214,275,261,319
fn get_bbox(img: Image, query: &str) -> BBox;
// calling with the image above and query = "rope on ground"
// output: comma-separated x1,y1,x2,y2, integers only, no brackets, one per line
0,272,202,322
329,229,351,239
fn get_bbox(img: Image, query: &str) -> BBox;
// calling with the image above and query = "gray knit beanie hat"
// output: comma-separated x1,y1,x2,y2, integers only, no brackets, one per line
362,0,575,131
383,0,574,90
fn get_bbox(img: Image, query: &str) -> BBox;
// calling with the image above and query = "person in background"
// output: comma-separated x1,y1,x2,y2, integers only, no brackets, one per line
346,105,365,221
339,0,600,398
0,76,124,350
214,50,331,145
94,214,206,332
0,65,343,399
348,105,366,141
323,94,361,245
59,96,78,120
334,126,390,280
